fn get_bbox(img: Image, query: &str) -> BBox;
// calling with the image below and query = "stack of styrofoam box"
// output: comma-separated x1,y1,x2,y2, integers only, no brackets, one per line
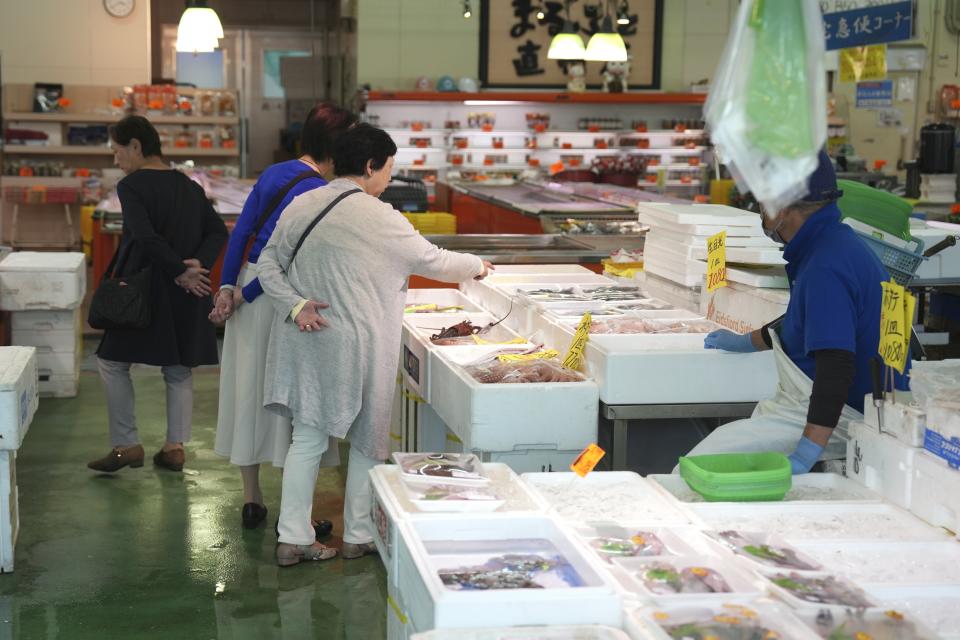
636,203,785,310
0,346,40,573
0,252,86,398
920,173,956,203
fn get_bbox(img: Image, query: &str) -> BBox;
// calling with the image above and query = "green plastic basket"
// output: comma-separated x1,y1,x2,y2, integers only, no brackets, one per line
678,452,792,502
837,180,913,242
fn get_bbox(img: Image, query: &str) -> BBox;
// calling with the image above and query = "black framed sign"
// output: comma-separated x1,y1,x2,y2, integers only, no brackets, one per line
479,0,663,89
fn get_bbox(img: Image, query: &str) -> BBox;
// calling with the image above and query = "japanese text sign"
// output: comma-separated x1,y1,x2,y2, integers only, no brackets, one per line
856,80,894,108
706,231,727,292
823,1,913,50
562,312,591,371
839,45,887,82
878,279,915,374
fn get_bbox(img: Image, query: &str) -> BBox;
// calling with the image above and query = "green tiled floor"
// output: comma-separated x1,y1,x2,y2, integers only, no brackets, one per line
0,369,387,639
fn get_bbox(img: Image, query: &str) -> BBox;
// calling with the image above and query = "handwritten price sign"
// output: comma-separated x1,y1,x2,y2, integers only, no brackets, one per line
706,231,728,292
562,312,592,371
878,279,915,373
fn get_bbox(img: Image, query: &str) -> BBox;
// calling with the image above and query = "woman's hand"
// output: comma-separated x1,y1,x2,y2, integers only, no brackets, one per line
295,301,330,333
208,289,235,324
475,260,495,280
232,287,245,309
176,259,212,297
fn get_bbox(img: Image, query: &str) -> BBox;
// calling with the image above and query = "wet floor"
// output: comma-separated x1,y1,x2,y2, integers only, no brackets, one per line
0,365,387,639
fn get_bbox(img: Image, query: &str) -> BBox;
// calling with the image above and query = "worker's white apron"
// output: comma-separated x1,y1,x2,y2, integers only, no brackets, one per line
683,330,862,462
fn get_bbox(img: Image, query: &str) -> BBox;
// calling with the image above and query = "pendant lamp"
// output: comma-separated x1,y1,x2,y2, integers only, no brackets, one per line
176,0,224,53
584,14,627,62
547,1,586,60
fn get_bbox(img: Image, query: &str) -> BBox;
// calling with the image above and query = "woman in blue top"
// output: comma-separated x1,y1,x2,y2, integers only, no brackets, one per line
210,103,357,531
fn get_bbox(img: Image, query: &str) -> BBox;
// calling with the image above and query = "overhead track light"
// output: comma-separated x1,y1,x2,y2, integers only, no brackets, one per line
463,0,472,19
616,0,631,25
547,0,587,60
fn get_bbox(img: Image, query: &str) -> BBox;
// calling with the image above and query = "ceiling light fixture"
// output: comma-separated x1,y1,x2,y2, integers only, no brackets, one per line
175,0,224,53
463,0,472,19
536,7,546,20
616,0,631,25
547,0,586,60
584,0,628,62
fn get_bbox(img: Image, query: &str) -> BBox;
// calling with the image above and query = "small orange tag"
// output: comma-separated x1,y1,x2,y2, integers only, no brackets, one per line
570,443,605,477
548,161,565,176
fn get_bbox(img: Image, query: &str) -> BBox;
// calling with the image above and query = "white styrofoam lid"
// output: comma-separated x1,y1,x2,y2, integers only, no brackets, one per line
0,346,35,390
639,204,764,228
0,251,86,272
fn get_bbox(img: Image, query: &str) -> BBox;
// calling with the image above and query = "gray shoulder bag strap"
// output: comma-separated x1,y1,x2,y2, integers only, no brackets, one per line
284,188,361,271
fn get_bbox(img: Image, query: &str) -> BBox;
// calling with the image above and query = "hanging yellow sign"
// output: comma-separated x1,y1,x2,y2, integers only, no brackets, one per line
706,230,728,292
562,312,592,371
839,45,887,83
878,279,914,374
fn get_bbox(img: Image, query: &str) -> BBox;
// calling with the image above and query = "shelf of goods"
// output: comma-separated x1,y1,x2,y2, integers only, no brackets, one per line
0,346,39,573
0,252,85,398
385,459,960,639
1,144,239,158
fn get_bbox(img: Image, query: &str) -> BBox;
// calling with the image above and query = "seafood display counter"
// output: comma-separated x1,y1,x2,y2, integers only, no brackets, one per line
375,456,959,640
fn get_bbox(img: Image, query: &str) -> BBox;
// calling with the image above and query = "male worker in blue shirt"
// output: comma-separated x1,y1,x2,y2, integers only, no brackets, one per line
685,150,907,474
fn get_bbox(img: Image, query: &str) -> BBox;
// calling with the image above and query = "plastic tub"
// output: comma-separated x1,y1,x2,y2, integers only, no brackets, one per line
838,179,913,242
648,473,883,504
678,453,792,502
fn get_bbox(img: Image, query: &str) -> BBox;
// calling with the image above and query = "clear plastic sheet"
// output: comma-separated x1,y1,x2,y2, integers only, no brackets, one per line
465,359,587,384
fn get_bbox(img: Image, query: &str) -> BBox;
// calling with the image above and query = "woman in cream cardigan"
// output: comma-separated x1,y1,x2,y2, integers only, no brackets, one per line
258,124,492,565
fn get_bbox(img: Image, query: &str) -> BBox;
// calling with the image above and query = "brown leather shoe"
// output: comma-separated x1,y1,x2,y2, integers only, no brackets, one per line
153,448,185,472
87,445,145,472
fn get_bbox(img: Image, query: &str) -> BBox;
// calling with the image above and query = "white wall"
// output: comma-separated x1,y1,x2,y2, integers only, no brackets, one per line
0,0,151,85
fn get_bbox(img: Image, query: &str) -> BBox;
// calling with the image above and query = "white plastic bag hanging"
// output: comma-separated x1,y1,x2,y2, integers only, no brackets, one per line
705,0,827,216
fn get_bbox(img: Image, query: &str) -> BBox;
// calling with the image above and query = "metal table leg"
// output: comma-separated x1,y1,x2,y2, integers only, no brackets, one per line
612,418,629,471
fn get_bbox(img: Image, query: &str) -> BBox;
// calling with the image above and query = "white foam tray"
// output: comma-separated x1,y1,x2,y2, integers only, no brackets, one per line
395,515,622,630
0,252,86,310
637,204,765,229
612,555,764,604
406,289,483,314
846,420,916,510
687,502,948,543
793,540,960,586
642,259,707,288
521,472,692,526
689,245,786,267
625,599,820,640
427,349,599,454
867,584,960,640
648,472,883,505
646,225,779,249
909,451,960,537
371,463,548,586
0,347,38,451
726,265,789,289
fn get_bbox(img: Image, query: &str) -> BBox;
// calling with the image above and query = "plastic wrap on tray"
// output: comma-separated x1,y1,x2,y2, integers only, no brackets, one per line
392,452,486,483
806,608,937,640
590,318,718,335
769,572,874,608
465,359,587,384
640,561,732,595
654,603,788,640
709,530,821,571
588,531,666,558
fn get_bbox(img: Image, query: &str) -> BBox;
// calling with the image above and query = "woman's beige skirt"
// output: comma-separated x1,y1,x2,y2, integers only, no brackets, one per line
214,265,339,468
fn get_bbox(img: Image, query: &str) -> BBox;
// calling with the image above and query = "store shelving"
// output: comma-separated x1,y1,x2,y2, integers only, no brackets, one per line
2,144,239,157
3,112,239,125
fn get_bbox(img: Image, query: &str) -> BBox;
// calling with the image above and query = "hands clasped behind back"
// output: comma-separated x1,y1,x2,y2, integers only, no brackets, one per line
176,258,212,297
295,300,330,332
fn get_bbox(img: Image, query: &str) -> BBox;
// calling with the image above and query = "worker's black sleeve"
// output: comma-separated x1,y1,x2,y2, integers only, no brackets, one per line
807,349,856,428
759,315,783,350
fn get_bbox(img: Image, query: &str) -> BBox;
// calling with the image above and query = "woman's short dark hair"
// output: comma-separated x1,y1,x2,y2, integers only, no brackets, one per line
333,124,397,176
108,115,162,157
301,103,357,161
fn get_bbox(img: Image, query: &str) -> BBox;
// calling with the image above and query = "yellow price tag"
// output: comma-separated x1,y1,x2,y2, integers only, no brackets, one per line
839,44,887,82
472,336,527,346
878,279,914,374
561,312,592,370
570,443,605,477
405,304,438,313
705,230,727,292
497,349,559,363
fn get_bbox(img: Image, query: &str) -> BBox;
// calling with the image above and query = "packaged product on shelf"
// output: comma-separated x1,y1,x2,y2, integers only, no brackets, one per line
197,131,214,149
147,85,165,113
218,125,237,149
464,359,587,384
767,572,875,608
132,84,149,113
402,482,499,504
707,530,821,571
217,91,237,116
174,127,195,148
392,452,488,484
177,94,194,116
162,85,177,114
198,91,215,116
158,127,174,149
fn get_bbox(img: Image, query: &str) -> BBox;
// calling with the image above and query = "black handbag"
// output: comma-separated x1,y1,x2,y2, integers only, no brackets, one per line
88,244,153,330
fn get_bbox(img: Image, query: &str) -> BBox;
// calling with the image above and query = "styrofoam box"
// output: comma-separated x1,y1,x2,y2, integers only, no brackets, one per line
394,515,622,630
867,584,960,640
861,393,926,447
846,420,916,509
648,473,883,505
401,312,532,402
554,315,721,351
646,225,777,249
612,555,763,604
479,449,590,475
411,626,632,640
636,204,765,230
0,450,18,572
927,402,960,441
642,259,706,288
625,599,819,640
10,309,78,333
0,252,86,311
700,282,789,335
39,375,78,399
0,347,39,451
686,502,947,543
909,451,960,536
550,324,777,404
427,349,599,454
370,463,548,585
406,289,483,314
793,539,960,586
484,265,594,276
388,575,414,640
521,472,692,526
688,245,786,266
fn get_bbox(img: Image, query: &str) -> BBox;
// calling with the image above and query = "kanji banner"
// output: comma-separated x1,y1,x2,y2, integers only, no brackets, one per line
479,0,662,89
822,1,914,51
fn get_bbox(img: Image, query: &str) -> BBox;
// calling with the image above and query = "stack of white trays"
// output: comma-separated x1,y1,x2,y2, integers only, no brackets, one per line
0,346,39,572
0,252,86,398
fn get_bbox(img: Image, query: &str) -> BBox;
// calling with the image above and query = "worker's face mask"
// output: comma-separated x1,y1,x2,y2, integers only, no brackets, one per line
760,207,787,245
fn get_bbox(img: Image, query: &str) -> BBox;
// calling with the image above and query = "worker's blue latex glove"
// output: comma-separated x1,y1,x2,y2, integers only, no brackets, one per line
703,329,756,353
788,436,824,474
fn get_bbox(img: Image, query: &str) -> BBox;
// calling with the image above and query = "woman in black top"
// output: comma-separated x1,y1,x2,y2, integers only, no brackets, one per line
88,116,228,473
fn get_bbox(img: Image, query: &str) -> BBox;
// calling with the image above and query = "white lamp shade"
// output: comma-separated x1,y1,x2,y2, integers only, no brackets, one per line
176,7,224,53
584,32,627,62
547,32,587,60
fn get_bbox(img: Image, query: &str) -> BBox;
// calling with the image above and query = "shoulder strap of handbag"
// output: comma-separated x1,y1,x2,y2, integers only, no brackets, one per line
285,188,362,271
253,170,321,237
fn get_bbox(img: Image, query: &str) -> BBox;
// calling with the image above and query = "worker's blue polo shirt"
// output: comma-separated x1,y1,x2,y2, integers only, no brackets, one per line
778,202,907,414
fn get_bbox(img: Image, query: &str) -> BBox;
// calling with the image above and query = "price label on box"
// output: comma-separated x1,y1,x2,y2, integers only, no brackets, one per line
562,312,592,371
706,231,727,292
571,443,605,477
878,279,915,373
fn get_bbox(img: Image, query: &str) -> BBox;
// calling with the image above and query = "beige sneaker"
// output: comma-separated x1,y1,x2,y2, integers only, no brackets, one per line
341,541,378,560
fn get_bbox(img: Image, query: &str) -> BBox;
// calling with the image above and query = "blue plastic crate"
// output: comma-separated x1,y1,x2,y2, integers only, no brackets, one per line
854,232,926,286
